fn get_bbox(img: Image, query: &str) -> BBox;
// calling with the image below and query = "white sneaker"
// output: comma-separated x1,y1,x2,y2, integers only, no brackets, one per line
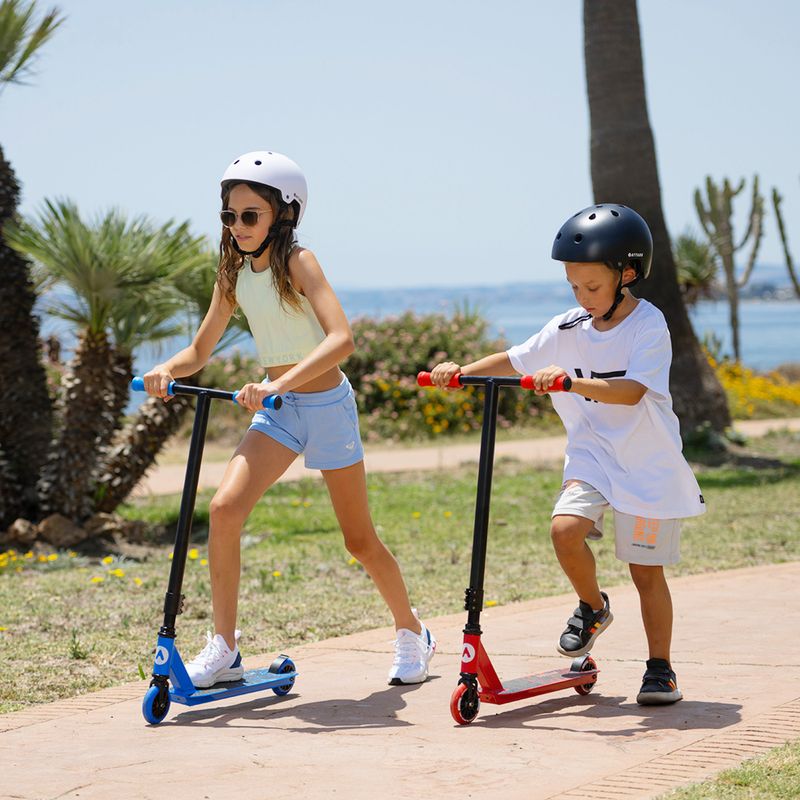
186,630,244,688
388,612,436,685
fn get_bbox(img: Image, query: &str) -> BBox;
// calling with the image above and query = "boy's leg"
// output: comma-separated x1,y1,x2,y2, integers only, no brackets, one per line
629,562,682,704
551,514,605,609
551,514,613,656
629,563,672,660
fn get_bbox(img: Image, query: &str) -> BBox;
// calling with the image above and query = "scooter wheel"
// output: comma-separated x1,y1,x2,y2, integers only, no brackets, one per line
142,684,171,725
572,655,598,695
450,682,480,725
268,655,296,696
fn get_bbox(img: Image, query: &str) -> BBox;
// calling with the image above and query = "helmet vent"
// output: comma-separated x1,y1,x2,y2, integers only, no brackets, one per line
589,213,596,220
234,159,240,164
574,234,583,243
556,232,562,240
254,160,262,165
610,210,620,217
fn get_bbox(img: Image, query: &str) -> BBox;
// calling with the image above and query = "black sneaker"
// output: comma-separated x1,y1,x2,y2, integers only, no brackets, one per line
636,658,683,705
557,591,613,657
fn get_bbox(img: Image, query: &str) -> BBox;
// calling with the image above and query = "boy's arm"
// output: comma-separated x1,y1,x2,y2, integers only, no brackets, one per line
568,377,647,406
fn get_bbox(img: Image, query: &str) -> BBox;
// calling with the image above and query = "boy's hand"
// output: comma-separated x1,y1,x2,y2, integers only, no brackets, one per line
143,364,175,402
236,381,282,412
430,361,462,390
532,365,569,395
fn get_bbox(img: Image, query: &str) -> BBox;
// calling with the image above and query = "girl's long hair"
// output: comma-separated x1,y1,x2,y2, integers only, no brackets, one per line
217,181,303,312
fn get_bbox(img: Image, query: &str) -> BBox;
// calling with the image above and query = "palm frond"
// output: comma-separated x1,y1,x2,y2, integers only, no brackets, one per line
0,0,63,89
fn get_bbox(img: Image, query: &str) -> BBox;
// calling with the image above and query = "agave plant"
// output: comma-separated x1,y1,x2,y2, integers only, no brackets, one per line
673,230,719,307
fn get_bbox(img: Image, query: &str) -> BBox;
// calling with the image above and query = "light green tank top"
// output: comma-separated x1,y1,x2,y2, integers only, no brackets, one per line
235,257,326,367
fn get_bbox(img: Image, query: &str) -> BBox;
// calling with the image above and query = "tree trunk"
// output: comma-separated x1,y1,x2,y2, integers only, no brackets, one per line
38,330,116,522
93,372,201,513
0,145,53,525
583,0,731,434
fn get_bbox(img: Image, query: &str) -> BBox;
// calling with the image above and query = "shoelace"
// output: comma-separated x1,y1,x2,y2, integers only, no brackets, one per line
392,633,424,666
189,632,226,668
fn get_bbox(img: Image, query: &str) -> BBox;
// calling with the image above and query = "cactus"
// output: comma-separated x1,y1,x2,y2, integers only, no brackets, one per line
772,183,800,298
694,175,765,362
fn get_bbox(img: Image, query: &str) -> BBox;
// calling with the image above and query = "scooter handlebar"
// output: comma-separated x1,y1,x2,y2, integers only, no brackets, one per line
131,377,282,409
416,371,572,392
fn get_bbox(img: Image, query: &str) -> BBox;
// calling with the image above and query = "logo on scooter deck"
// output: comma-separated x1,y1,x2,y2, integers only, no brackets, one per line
461,643,476,663
154,646,170,666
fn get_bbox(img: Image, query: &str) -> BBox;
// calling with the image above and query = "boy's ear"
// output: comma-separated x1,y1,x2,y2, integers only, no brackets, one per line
622,264,638,285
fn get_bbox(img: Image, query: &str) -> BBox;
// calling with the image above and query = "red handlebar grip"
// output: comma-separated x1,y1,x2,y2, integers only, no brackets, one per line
417,371,462,388
520,375,572,392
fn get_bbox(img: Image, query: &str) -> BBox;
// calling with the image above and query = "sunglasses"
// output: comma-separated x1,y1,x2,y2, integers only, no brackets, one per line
219,208,270,228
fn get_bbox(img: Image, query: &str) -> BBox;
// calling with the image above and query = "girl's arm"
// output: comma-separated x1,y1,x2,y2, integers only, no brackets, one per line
267,249,355,394
143,282,235,398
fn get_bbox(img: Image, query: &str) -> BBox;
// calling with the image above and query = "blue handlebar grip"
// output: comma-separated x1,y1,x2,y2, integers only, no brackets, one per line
130,376,174,395
232,391,282,410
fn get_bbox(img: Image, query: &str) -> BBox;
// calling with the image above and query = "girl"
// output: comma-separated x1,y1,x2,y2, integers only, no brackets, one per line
143,151,435,688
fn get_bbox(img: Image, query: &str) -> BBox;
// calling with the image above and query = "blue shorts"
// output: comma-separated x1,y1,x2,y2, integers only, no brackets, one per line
249,376,364,470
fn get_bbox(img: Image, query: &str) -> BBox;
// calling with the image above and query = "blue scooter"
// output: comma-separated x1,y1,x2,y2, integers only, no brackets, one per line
130,377,298,725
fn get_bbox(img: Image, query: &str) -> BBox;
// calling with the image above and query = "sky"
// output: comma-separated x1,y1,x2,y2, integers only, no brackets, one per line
4,0,800,289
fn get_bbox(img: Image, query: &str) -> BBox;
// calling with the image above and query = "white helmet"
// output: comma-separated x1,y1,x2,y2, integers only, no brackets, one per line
220,151,308,225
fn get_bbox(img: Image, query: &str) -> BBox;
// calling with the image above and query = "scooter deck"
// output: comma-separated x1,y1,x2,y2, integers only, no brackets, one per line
479,666,598,704
170,667,298,706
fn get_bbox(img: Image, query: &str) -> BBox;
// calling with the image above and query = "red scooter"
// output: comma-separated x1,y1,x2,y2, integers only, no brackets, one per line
417,371,598,724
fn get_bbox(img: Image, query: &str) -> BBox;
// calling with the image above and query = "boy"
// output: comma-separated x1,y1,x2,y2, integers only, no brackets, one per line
430,204,705,704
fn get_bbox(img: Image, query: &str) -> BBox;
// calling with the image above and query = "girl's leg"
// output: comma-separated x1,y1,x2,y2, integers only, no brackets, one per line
629,563,672,661
208,430,298,648
322,460,420,633
550,514,605,610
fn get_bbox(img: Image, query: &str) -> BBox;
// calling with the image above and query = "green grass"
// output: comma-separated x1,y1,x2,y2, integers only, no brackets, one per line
658,739,800,799
1,446,799,715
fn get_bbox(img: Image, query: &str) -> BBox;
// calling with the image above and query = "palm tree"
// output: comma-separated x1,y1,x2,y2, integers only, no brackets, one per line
0,0,63,526
583,0,731,434
673,230,719,307
6,200,207,521
95,249,252,512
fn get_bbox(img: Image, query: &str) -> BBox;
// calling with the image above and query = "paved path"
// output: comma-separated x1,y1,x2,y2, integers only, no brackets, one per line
3,562,800,800
133,417,800,497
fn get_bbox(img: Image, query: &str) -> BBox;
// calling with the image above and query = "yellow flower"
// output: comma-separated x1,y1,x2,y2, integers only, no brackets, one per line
443,511,452,518
68,551,77,558
291,499,301,507
91,576,105,584
200,559,208,566
188,548,199,560
23,551,33,559
302,500,311,507
102,555,113,565
347,557,358,566
412,511,421,519
109,568,125,578
47,553,58,562
38,554,48,562
168,552,174,560
0,626,6,632
485,600,498,607
272,570,282,578
133,577,143,587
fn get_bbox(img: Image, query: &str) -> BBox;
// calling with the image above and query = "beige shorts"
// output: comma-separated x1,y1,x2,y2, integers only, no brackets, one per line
552,480,681,566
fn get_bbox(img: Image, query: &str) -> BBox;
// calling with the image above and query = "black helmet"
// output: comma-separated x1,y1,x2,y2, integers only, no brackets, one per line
551,203,653,281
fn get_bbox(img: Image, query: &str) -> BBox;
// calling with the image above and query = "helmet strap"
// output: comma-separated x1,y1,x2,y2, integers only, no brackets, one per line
602,265,640,321
231,220,295,259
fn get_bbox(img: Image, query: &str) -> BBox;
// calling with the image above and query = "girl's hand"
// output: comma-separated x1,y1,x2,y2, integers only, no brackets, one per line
532,365,569,395
236,381,282,412
430,361,462,390
143,364,175,402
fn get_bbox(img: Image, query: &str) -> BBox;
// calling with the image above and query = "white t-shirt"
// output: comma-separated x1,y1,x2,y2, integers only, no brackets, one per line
506,299,705,519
